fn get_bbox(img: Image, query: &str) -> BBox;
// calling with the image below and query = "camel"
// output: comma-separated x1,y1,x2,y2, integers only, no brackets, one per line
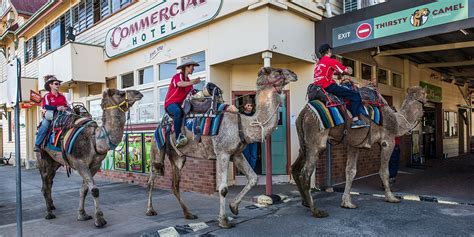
146,67,298,228
291,86,427,217
36,89,143,227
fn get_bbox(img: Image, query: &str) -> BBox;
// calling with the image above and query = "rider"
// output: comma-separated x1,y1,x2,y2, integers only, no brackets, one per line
34,75,69,152
164,58,202,148
314,43,369,129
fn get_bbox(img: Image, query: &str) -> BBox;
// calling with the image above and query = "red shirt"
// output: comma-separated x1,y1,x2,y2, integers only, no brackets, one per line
42,92,68,109
164,73,193,109
314,56,347,89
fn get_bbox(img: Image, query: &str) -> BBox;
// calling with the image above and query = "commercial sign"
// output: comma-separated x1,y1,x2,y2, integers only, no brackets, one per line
105,0,222,58
420,81,442,103
333,0,474,47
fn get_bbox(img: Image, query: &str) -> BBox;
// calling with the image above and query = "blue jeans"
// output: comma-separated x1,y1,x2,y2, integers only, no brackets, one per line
166,103,183,138
325,84,364,118
243,143,258,170
35,119,51,146
389,145,400,178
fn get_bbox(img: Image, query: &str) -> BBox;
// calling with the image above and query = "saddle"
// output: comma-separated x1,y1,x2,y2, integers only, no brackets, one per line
182,82,224,118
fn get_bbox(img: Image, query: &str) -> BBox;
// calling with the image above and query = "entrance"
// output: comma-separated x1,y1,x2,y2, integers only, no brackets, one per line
232,91,290,176
421,102,443,160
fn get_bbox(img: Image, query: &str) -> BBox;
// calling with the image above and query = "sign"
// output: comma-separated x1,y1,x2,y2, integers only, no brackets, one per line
333,0,474,47
105,0,222,58
20,102,38,109
30,90,42,103
420,81,442,103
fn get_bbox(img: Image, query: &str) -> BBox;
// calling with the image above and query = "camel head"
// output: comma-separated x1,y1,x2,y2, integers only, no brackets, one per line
256,67,298,93
101,89,143,113
403,86,427,119
407,86,427,105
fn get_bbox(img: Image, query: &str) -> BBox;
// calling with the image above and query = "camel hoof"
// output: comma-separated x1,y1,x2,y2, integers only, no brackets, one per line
146,209,158,216
340,201,358,209
385,197,401,203
218,217,235,229
95,217,107,228
45,213,56,219
229,203,239,215
311,209,329,218
77,214,93,221
185,213,198,220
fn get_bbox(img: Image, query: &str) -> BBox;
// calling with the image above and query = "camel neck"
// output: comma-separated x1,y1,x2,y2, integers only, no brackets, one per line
100,110,127,148
397,98,423,134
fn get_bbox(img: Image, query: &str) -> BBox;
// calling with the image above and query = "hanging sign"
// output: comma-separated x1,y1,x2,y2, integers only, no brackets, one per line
105,0,222,58
30,90,42,103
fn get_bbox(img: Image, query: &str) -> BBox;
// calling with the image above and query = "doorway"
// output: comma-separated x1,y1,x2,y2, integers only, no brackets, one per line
421,102,443,159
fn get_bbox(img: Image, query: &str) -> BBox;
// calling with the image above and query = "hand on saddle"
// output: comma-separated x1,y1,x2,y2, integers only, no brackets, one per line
57,106,67,112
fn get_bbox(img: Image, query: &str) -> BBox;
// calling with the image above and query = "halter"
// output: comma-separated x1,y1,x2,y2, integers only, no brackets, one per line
104,92,130,113
256,75,286,94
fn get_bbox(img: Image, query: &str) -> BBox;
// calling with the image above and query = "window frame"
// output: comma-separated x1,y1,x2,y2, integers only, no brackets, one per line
361,63,373,81
377,67,388,85
392,72,403,88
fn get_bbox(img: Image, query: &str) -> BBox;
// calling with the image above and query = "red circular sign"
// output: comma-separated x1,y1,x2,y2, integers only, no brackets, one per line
356,23,372,39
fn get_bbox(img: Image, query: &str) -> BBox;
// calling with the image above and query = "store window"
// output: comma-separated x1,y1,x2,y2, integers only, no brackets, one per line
392,73,403,88
89,99,102,126
159,59,177,81
361,63,372,80
183,51,205,73
121,72,134,88
377,68,388,84
139,66,154,85
444,111,458,138
158,87,168,118
137,90,155,122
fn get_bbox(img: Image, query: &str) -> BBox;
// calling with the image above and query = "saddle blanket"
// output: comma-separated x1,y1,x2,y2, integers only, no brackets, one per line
154,104,229,149
47,118,95,154
308,100,382,129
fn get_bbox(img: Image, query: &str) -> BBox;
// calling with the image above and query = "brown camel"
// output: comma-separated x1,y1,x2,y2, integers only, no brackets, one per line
36,89,143,227
291,86,427,217
146,67,298,228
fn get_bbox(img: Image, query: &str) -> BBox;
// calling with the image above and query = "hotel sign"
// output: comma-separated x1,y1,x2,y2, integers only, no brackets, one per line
333,0,474,47
105,0,222,58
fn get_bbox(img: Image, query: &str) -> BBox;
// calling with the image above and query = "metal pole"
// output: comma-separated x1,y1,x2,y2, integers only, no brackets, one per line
265,136,272,196
15,58,23,237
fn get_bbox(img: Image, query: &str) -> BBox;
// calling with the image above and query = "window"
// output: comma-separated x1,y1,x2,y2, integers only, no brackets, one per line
139,66,154,85
89,99,102,126
121,72,134,88
361,63,372,80
112,0,131,13
7,111,12,142
49,20,63,50
392,73,402,88
340,57,356,76
159,59,177,81
137,90,154,122
184,51,205,73
444,111,458,138
158,87,168,118
25,39,34,63
377,68,388,84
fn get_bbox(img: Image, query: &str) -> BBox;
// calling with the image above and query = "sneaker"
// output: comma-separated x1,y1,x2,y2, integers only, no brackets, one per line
33,145,41,152
351,120,369,129
175,134,188,148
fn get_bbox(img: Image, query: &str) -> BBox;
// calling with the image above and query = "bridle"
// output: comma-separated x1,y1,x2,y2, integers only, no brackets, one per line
256,74,286,94
103,91,130,113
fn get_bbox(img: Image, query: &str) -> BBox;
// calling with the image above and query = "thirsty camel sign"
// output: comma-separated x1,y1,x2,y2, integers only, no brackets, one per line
105,0,222,58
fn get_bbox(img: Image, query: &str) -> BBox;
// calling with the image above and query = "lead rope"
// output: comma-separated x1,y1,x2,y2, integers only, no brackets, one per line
249,102,281,143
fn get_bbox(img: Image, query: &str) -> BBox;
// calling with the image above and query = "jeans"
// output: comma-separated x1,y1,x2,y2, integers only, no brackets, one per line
389,145,400,178
35,119,51,146
166,103,183,138
325,84,364,118
243,143,258,170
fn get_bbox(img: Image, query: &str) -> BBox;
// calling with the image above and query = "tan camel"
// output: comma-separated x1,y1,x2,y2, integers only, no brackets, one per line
146,67,298,228
36,89,143,227
291,86,427,217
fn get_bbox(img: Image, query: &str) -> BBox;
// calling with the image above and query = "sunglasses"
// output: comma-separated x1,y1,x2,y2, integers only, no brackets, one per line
53,82,61,86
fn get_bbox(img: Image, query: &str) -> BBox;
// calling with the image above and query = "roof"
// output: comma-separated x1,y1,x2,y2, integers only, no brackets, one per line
10,0,49,16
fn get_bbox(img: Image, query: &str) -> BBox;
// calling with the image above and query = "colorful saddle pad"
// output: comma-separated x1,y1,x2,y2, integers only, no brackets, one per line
307,100,382,129
61,118,96,154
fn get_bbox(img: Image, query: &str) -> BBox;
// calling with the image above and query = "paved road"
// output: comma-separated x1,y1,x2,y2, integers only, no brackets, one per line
1,166,473,237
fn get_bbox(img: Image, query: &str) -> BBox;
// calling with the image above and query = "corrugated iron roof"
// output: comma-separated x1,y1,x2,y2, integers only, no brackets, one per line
10,0,49,16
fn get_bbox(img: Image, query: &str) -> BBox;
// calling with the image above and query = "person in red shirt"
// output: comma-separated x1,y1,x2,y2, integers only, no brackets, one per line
34,75,69,152
314,44,369,128
164,58,202,148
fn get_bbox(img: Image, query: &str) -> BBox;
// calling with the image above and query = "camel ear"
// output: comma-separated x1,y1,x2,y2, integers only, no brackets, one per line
258,67,272,76
407,86,415,94
103,89,116,97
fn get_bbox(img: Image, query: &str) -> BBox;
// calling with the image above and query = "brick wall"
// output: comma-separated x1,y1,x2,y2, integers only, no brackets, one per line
96,157,216,195
315,143,382,187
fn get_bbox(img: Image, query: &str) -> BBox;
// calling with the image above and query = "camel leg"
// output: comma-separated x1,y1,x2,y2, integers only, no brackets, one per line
299,149,328,218
146,162,158,216
37,155,60,220
77,180,93,221
341,146,360,209
217,153,234,228
291,151,309,207
229,153,258,215
170,155,197,220
380,140,400,203
77,167,107,228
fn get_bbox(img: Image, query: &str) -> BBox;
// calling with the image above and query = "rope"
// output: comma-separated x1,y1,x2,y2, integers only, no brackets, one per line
397,113,420,134
249,102,281,142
